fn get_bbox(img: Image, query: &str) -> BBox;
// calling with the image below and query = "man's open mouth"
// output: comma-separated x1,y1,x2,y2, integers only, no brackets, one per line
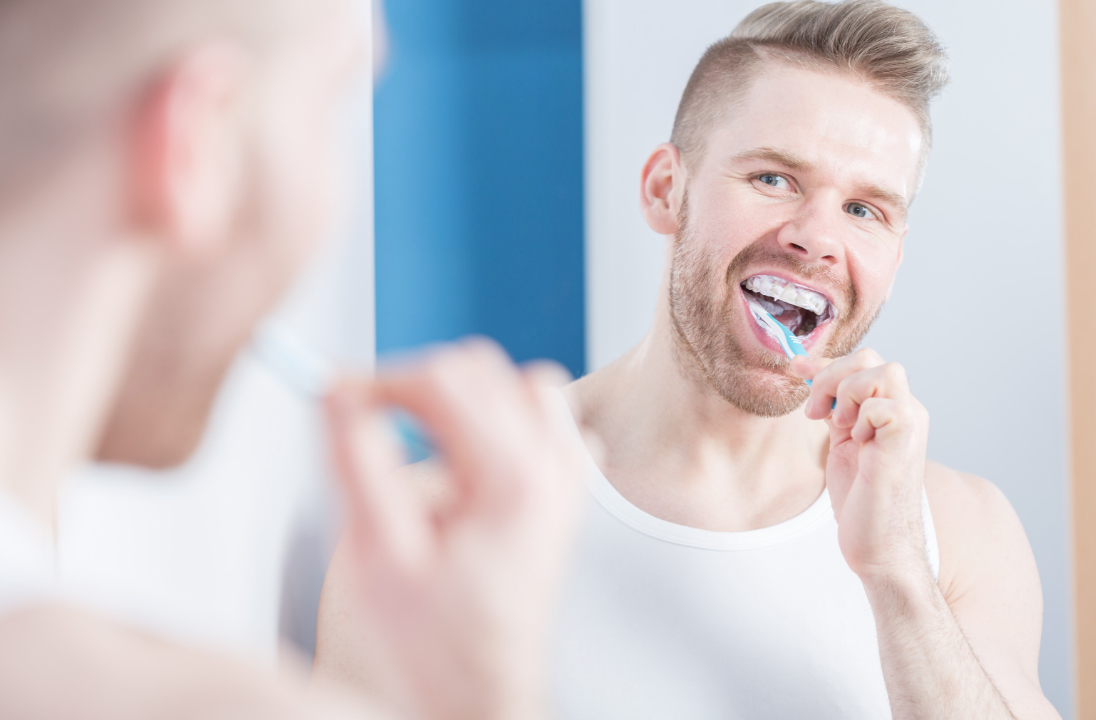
740,274,836,337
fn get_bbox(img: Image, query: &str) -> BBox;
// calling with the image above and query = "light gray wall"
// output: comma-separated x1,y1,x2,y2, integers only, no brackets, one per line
871,2,1071,714
583,0,1073,715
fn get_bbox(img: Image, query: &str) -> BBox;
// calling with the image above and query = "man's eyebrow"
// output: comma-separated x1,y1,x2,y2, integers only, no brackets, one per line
730,146,910,220
729,147,814,171
860,183,910,219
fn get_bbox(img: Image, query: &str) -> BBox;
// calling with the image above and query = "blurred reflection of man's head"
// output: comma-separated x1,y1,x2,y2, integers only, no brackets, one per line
0,0,367,467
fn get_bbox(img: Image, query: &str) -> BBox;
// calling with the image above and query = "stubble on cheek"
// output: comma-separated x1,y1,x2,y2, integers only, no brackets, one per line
667,200,884,417
669,226,808,417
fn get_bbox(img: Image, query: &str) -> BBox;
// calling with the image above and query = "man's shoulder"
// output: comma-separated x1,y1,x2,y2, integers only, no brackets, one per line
923,460,1014,524
922,461,1035,600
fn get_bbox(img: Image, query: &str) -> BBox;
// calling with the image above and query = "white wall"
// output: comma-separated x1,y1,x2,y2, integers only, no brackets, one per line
57,0,376,662
583,0,1073,715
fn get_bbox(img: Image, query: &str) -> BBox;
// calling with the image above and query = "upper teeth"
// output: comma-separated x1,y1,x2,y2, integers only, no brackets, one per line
744,275,829,315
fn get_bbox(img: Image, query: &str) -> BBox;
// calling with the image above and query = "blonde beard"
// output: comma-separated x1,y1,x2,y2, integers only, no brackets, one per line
667,193,881,417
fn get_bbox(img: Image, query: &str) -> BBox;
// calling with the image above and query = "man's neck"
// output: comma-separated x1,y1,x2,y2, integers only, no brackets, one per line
567,308,829,533
0,190,156,537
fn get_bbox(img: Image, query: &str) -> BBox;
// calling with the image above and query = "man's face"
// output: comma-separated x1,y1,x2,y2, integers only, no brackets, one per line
669,61,922,417
97,0,366,466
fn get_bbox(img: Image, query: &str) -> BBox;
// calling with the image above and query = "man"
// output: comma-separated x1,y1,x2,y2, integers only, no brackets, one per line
0,1,580,719
317,1,1060,717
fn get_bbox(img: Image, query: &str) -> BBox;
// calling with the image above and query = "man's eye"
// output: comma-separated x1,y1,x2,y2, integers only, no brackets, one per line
846,202,877,220
757,174,790,190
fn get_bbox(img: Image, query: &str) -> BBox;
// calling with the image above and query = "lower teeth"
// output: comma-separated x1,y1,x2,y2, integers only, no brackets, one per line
756,296,785,316
745,288,817,336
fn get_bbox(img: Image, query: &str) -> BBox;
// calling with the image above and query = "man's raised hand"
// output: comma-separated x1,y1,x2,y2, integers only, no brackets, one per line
792,349,932,589
322,339,583,720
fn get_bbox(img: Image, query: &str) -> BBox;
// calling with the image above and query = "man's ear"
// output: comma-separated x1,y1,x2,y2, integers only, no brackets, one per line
640,143,685,236
129,44,249,257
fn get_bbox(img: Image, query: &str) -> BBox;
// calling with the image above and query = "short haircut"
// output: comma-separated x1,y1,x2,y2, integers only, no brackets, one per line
0,0,312,194
671,0,949,172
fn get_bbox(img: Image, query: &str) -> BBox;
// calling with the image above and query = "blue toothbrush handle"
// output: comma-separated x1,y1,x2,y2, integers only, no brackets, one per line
760,310,838,412
392,412,434,464
789,343,836,411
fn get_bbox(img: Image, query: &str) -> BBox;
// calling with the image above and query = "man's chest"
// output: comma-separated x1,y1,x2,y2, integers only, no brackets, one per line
548,500,892,720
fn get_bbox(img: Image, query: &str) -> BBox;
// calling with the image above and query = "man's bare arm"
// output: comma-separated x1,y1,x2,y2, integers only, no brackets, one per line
0,605,384,720
862,465,1058,719
797,353,1059,720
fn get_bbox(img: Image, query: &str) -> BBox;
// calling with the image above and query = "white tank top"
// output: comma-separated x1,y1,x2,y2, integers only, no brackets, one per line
0,489,57,617
549,413,938,720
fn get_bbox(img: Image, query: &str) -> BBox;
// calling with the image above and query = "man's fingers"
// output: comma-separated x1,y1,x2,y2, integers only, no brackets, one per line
790,355,828,381
371,339,548,515
802,351,881,419
791,356,833,419
325,379,429,570
519,360,574,431
831,362,913,429
373,340,525,460
850,397,911,444
519,360,580,453
810,348,885,390
520,359,573,390
805,349,886,421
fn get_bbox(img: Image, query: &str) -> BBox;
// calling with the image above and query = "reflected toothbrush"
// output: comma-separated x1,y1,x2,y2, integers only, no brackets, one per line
251,321,336,399
250,321,433,462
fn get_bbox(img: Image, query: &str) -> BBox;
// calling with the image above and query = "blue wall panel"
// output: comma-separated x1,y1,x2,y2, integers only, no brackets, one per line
374,0,586,377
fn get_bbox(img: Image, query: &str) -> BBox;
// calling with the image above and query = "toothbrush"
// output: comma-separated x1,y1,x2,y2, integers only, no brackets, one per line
251,321,336,400
250,321,433,461
751,308,810,368
749,306,836,409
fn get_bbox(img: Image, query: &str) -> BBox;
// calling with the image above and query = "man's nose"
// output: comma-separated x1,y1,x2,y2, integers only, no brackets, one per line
775,200,845,267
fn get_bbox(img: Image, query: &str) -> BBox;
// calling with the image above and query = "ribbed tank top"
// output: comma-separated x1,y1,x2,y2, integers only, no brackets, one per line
549,405,938,720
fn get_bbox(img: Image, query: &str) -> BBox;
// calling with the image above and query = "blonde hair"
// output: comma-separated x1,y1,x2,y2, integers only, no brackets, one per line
671,0,949,170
